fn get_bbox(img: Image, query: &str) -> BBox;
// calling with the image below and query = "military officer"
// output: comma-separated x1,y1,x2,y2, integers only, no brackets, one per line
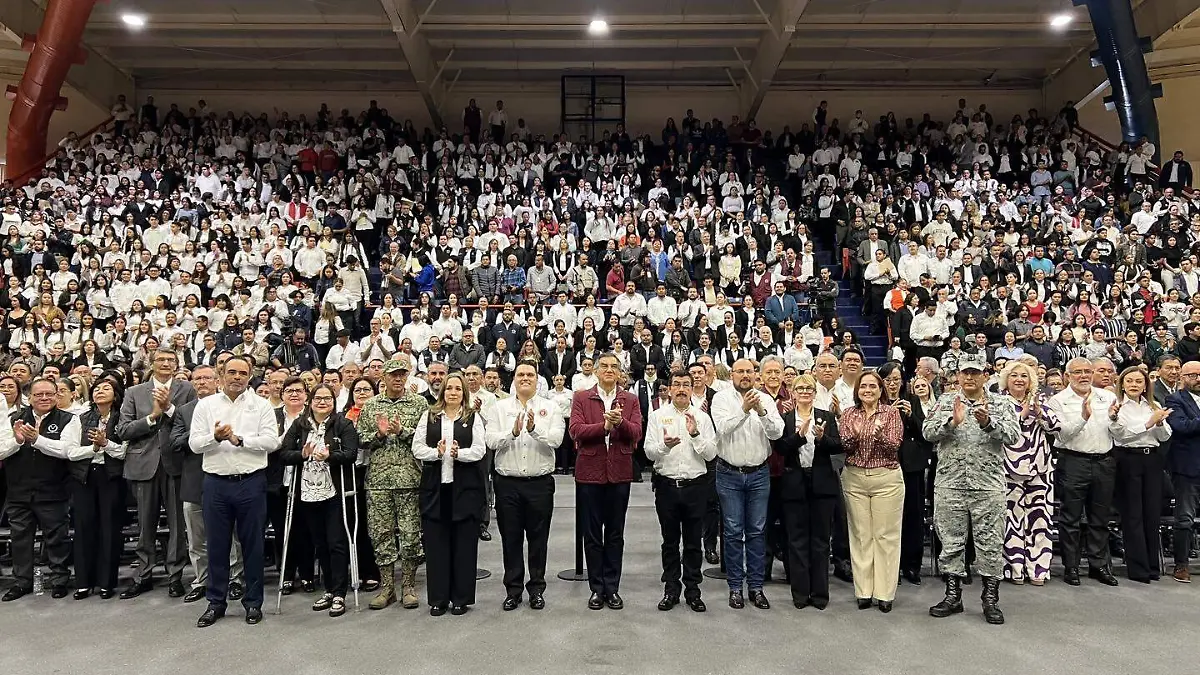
357,356,430,610
921,353,1021,625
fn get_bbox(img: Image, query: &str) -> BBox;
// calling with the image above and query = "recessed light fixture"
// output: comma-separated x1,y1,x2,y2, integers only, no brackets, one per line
1049,13,1073,28
121,13,147,28
588,18,608,35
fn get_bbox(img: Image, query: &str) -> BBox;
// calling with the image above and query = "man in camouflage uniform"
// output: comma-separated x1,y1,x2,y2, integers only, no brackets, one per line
921,353,1020,625
357,356,429,610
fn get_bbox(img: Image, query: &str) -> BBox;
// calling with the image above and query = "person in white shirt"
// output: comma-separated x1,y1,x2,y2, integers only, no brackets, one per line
1046,357,1120,586
484,362,565,609
710,358,784,609
646,284,678,329
612,281,648,327
358,318,396,365
188,355,282,627
326,330,363,371
644,369,718,612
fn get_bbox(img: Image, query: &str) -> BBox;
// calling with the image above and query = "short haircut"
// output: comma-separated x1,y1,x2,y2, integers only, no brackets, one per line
224,356,253,373
670,371,694,386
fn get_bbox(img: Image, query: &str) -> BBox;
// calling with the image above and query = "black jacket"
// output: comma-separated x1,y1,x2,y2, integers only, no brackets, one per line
277,413,359,497
772,407,842,497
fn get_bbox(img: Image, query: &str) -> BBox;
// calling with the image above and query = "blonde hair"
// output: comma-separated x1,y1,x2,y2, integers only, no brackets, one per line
791,373,816,391
999,361,1039,401
1116,366,1158,409
431,371,477,422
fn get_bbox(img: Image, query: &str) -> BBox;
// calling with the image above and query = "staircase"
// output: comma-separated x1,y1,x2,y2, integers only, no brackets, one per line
813,246,888,368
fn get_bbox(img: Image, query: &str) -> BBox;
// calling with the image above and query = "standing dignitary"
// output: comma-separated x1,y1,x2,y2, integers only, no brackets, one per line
644,370,718,612
356,356,430,610
412,372,488,615
188,356,281,627
116,349,197,599
923,353,1021,624
171,365,243,604
485,361,565,611
70,378,127,599
1165,360,1200,583
775,374,841,610
710,357,784,610
569,352,644,611
1047,357,1121,587
0,378,80,601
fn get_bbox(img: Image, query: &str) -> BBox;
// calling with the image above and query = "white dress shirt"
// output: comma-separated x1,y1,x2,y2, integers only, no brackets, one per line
1049,386,1117,454
710,387,784,466
189,390,282,475
794,409,818,468
1110,398,1172,449
485,395,566,477
411,410,487,483
643,402,718,479
0,410,82,461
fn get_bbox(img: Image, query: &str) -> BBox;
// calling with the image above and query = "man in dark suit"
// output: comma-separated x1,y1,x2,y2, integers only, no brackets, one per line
689,360,722,563
627,363,661,483
955,252,984,288
540,336,576,383
1166,359,1200,583
1159,150,1193,191
568,353,643,610
170,365,243,604
116,349,198,599
630,329,666,379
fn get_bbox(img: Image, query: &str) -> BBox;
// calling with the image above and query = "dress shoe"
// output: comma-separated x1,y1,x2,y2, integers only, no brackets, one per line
686,597,706,612
196,606,225,628
228,582,245,601
1063,567,1081,586
503,595,522,611
168,581,186,598
1130,576,1151,584
529,593,545,610
1029,578,1046,587
606,593,623,610
329,597,346,618
1088,566,1119,587
360,580,380,592
299,580,316,593
587,592,605,610
902,569,922,585
73,589,91,600
877,600,893,613
183,586,207,603
811,598,828,610
99,589,116,600
450,604,468,615
51,586,69,599
478,525,492,542
704,548,720,565
1174,566,1192,583
312,592,335,612
1,587,30,602
728,592,745,609
245,607,263,625
120,580,153,599
657,594,679,611
280,581,295,596
857,598,873,610
430,604,448,616
748,590,770,609
793,598,811,609
833,562,853,583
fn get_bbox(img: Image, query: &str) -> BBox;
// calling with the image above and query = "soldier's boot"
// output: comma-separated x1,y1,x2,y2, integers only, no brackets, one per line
369,564,396,610
929,575,964,618
400,559,419,609
981,576,1005,625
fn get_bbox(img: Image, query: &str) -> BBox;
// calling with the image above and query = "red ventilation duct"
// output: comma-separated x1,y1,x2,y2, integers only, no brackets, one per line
5,0,98,182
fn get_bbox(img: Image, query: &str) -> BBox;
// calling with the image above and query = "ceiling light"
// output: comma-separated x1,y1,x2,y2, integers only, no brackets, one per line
588,19,608,35
121,13,146,28
1049,13,1073,28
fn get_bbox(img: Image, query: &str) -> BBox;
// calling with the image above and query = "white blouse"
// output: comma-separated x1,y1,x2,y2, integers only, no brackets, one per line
1110,398,1172,449
411,410,487,483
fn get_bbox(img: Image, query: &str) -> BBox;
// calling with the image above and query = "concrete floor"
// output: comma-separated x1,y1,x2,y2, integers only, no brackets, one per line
3,476,1199,675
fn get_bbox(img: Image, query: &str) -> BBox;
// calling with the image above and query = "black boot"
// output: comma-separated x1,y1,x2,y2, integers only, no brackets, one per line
981,576,1004,625
929,575,964,618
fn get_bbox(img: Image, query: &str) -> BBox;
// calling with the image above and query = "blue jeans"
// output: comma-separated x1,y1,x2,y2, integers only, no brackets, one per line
716,463,770,592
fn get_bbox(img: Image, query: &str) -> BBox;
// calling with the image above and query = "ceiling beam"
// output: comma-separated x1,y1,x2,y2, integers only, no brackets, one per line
128,58,1048,72
739,0,811,120
378,0,444,129
0,0,134,111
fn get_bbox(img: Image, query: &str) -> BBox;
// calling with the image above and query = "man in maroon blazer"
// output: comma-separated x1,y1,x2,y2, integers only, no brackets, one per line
569,352,644,610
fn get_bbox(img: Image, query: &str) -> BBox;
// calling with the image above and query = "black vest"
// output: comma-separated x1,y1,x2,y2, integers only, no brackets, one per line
69,407,124,484
5,407,74,502
419,412,484,522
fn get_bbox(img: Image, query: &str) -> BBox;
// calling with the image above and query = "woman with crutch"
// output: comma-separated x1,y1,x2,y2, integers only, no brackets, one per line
278,383,359,617
343,377,381,592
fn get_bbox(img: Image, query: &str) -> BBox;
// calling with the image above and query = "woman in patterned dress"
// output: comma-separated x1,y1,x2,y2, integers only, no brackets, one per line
999,361,1060,585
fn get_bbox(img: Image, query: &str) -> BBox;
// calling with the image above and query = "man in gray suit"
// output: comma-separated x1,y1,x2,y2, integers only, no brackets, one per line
117,349,197,598
171,364,243,604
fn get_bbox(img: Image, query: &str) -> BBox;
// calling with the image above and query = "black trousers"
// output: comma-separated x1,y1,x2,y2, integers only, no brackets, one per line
267,486,314,582
767,475,788,579
203,472,268,610
831,465,851,565
423,486,480,607
702,462,722,553
900,468,927,574
352,466,380,582
6,498,71,589
554,434,575,473
1056,451,1117,570
779,468,834,605
300,497,350,597
1115,447,1165,581
577,482,631,596
71,467,126,590
653,475,708,600
494,474,555,598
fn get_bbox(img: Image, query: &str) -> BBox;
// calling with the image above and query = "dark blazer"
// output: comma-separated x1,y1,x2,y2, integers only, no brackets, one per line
772,407,841,496
69,405,124,484
277,413,360,496
899,397,934,473
116,378,198,481
629,342,665,378
569,386,643,484
540,348,577,381
171,398,204,504
1166,390,1200,478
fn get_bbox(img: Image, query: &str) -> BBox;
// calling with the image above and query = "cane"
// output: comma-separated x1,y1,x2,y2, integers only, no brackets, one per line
338,465,361,611
275,467,298,615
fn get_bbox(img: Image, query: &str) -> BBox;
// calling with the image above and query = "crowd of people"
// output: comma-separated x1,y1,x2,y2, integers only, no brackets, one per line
0,92,1197,627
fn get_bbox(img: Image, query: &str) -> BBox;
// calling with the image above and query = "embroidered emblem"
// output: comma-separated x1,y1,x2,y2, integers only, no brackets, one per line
47,424,59,433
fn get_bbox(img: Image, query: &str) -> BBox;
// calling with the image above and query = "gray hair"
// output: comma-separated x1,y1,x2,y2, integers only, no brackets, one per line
759,356,785,372
917,357,941,373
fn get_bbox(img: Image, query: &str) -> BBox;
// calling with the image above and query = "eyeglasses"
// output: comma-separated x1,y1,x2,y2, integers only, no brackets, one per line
283,388,306,395
794,387,816,393
311,396,334,403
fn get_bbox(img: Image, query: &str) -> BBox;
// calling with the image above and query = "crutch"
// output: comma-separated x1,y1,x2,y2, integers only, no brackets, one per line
338,464,361,611
275,466,298,615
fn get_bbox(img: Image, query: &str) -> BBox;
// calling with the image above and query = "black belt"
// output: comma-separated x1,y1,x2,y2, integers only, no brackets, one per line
495,473,554,482
653,474,710,488
1115,446,1159,456
717,458,768,474
206,469,265,482
1056,448,1111,460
